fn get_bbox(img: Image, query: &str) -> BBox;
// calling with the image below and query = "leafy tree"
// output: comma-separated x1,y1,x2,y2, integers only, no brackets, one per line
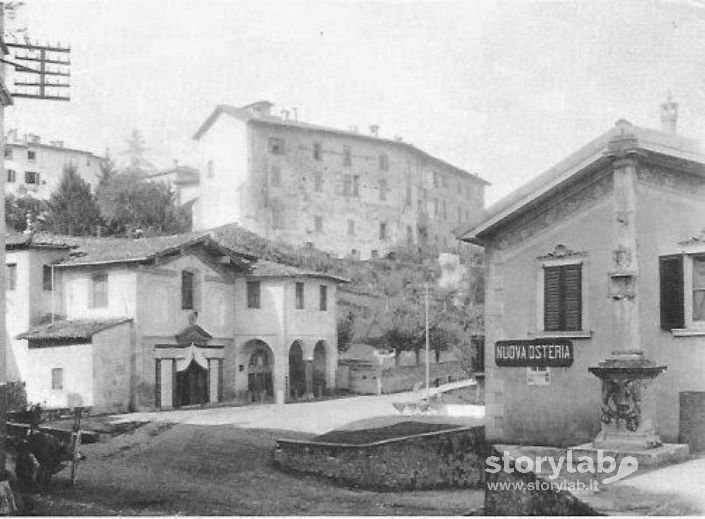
4,194,48,232
44,165,102,236
97,149,116,189
96,171,189,236
337,311,355,353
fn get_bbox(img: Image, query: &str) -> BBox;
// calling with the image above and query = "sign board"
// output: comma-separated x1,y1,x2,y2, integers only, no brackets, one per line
495,339,573,367
527,366,551,386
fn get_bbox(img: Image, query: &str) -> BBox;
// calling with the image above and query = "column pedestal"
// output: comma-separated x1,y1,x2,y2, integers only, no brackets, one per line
589,350,665,450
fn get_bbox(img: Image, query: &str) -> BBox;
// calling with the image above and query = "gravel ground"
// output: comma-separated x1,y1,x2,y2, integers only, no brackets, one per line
17,398,485,516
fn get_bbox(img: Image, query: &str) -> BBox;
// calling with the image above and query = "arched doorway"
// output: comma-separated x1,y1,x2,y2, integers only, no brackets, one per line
313,341,327,397
288,341,306,400
176,359,209,407
246,341,273,402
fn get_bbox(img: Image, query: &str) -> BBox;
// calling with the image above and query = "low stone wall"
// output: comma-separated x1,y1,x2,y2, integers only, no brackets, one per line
273,425,485,491
337,360,466,395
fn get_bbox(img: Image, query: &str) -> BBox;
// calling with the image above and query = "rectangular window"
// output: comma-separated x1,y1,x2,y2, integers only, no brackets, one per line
379,180,387,201
25,171,40,184
43,265,53,291
4,148,12,159
247,281,261,309
342,174,352,196
379,153,388,171
371,250,379,259
407,225,413,244
272,208,283,230
6,264,17,291
268,137,285,154
442,199,447,220
379,222,387,240
433,198,439,216
660,255,685,330
343,146,352,166
543,264,581,331
7,169,16,183
433,171,439,188
441,175,448,189
296,282,305,309
271,165,281,187
319,285,328,311
91,272,108,308
28,150,36,161
182,270,194,310
313,142,322,161
314,216,323,232
314,172,323,192
353,175,360,197
347,219,355,236
51,368,63,390
693,256,705,322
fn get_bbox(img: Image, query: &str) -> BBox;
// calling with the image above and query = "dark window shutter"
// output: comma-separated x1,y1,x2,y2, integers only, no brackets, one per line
182,271,194,310
563,264,582,331
660,255,684,330
544,267,562,331
544,264,582,331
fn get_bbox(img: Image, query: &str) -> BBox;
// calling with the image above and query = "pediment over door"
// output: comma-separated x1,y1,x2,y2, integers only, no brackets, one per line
175,324,213,346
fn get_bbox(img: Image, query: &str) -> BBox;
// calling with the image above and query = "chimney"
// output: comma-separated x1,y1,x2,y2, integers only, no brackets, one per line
660,97,678,134
369,125,379,137
243,100,273,118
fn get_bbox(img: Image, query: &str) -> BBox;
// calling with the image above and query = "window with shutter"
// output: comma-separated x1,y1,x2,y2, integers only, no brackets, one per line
660,255,684,330
544,264,582,331
182,271,195,310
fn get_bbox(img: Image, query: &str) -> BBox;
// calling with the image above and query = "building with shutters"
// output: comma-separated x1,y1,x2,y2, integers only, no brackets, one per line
5,225,346,413
459,102,705,448
191,101,488,259
4,129,103,199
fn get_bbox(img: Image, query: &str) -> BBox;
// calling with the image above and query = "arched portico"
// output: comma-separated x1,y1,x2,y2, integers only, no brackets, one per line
288,340,306,400
313,340,328,397
242,339,274,403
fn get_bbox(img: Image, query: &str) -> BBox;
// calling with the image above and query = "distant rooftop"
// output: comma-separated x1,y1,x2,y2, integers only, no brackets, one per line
193,102,489,185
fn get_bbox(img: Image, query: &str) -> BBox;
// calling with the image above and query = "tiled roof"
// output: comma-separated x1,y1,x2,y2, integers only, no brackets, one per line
193,104,489,185
17,318,132,341
55,232,255,268
7,225,348,283
248,259,350,283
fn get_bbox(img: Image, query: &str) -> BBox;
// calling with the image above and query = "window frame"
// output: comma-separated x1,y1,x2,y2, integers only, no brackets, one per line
319,284,328,311
182,270,195,310
665,248,705,336
268,137,285,155
43,265,53,292
534,253,591,339
247,281,261,309
7,169,16,183
27,149,36,161
25,171,40,184
343,145,352,167
313,142,322,161
51,367,63,390
6,263,17,291
295,282,305,310
91,272,109,308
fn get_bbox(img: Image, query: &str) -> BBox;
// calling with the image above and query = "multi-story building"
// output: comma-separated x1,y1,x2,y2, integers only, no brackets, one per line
192,101,488,259
5,225,346,412
4,129,103,199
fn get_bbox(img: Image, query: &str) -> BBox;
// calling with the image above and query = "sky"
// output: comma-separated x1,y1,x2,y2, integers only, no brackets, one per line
5,0,705,204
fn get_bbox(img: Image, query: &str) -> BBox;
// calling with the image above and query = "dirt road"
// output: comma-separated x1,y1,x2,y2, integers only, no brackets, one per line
27,420,482,515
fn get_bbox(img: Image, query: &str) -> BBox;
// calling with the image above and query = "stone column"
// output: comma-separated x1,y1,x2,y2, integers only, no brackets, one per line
304,359,314,400
589,148,666,450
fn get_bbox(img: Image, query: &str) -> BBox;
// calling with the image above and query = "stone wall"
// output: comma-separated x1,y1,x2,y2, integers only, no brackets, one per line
273,426,485,491
680,391,705,452
338,360,466,395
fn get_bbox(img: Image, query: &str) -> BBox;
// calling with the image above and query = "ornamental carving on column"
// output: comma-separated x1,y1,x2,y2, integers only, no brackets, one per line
600,378,642,432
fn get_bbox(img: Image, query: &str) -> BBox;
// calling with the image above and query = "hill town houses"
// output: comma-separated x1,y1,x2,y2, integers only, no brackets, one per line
5,225,347,412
